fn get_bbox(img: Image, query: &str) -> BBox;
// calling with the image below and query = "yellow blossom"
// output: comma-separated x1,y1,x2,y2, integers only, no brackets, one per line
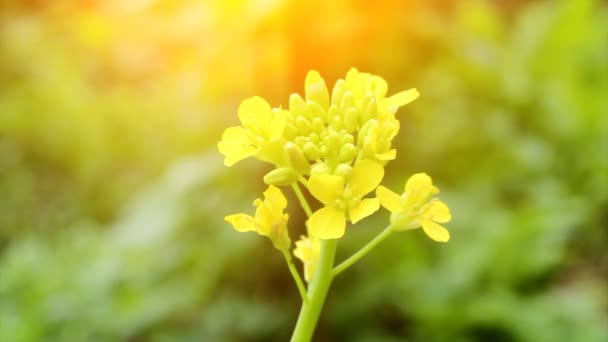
306,160,384,239
293,235,321,282
218,96,287,167
225,185,290,250
376,173,451,242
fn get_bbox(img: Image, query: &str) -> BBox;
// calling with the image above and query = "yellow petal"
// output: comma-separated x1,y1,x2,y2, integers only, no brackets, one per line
349,160,384,196
420,219,450,242
263,185,288,211
349,198,380,224
225,213,255,232
386,88,419,109
376,149,396,161
376,186,404,213
425,200,451,223
238,96,272,128
217,126,258,166
405,173,433,193
308,174,344,205
307,206,346,239
404,173,439,200
268,109,287,141
294,236,320,282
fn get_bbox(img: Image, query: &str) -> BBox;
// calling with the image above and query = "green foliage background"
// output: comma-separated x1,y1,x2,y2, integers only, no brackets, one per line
1,0,607,341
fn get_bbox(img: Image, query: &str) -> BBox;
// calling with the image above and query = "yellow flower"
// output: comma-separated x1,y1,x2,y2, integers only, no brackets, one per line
218,96,287,167
376,173,451,242
342,68,419,116
225,185,290,250
306,160,384,239
293,235,320,282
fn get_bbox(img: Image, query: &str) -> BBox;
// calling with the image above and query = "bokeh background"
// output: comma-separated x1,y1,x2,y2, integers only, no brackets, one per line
1,0,607,341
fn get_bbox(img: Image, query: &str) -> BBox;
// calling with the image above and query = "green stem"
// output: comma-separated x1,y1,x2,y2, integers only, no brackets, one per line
331,225,393,278
291,183,313,218
283,250,309,304
290,239,337,342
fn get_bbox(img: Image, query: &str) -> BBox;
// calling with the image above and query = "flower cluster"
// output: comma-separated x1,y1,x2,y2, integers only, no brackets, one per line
219,68,451,282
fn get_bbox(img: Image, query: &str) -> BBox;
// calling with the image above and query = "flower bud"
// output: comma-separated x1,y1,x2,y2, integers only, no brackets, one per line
344,108,359,132
305,71,330,109
362,95,377,123
295,116,311,135
311,162,331,175
340,91,355,112
311,117,325,133
284,142,310,174
334,163,353,177
308,102,327,122
289,93,309,118
303,142,320,161
331,79,346,106
357,119,378,148
263,167,299,186
338,143,357,163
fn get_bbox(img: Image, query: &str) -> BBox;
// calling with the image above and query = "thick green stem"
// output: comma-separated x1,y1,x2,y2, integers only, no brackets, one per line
331,225,393,278
290,239,337,342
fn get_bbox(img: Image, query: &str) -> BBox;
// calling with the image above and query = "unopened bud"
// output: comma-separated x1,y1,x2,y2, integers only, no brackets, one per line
303,142,320,161
264,167,299,186
339,143,357,163
334,163,353,177
289,93,309,118
305,71,330,109
340,91,355,112
311,162,331,175
284,142,310,174
331,79,346,106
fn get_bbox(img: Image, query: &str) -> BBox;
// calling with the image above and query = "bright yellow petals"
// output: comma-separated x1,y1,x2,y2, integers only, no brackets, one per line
218,97,287,167
420,219,450,243
376,149,397,161
238,96,272,128
238,96,286,140
308,206,346,239
224,185,290,250
294,236,321,282
349,198,380,224
217,127,258,167
308,174,344,205
404,173,439,208
386,88,419,111
307,160,384,239
425,200,452,223
349,160,384,196
378,174,451,243
405,172,438,195
224,213,255,232
376,185,404,213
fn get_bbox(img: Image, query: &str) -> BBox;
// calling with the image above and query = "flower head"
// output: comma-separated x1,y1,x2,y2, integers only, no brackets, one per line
225,185,291,250
306,160,384,239
293,235,321,282
376,173,451,242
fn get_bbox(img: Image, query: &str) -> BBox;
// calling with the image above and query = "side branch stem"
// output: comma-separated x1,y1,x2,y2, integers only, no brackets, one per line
331,225,393,278
291,183,313,218
283,250,309,304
